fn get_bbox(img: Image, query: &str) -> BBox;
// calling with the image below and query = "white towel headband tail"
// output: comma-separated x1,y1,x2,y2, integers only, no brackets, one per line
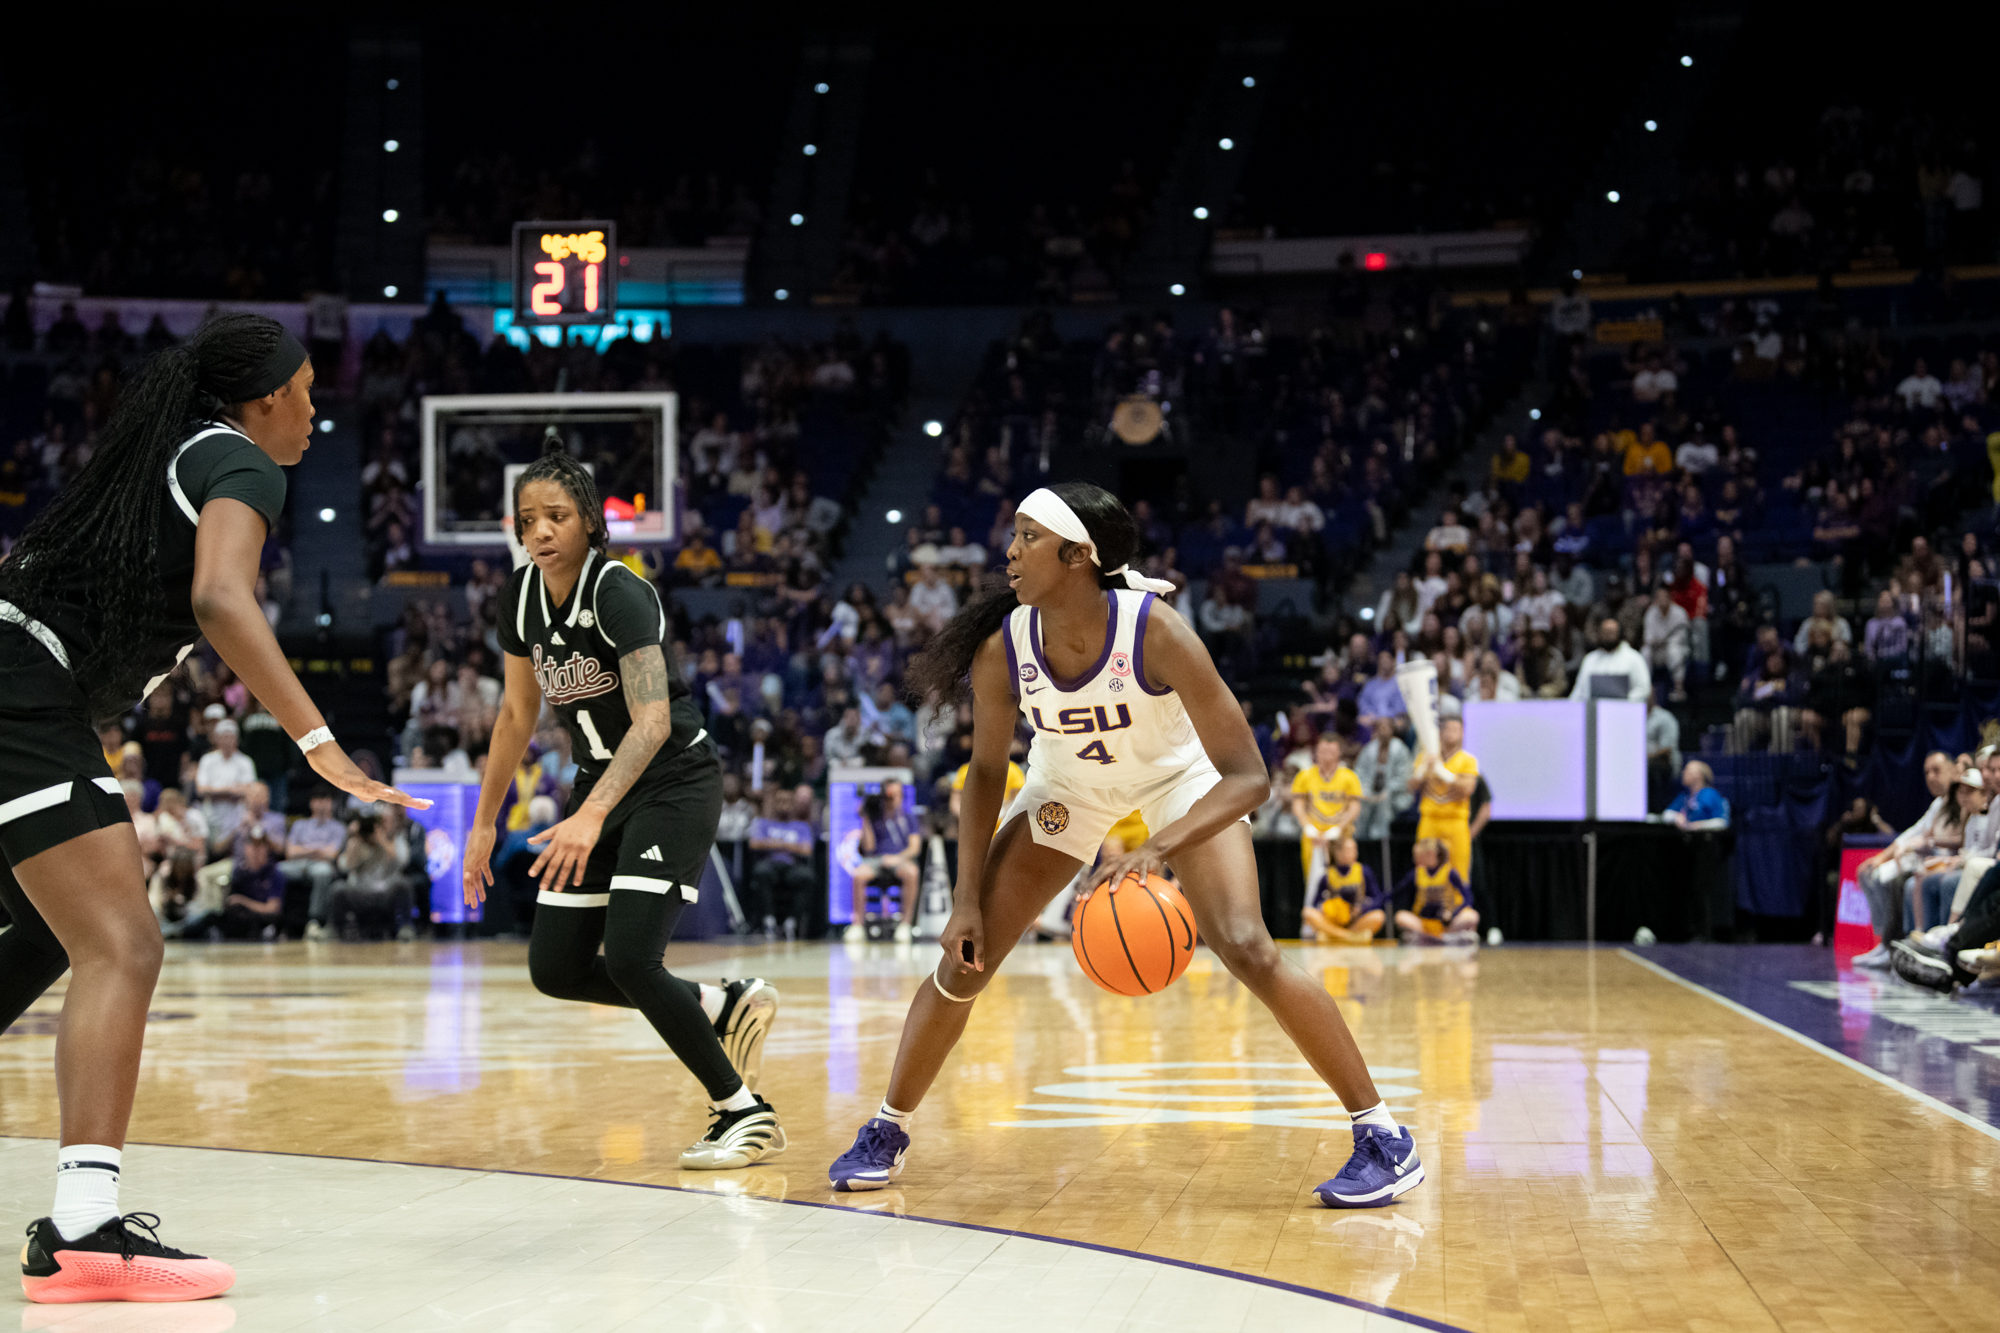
1016,487,1178,595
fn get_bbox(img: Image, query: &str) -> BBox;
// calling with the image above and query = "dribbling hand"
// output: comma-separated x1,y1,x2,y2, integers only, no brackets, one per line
1082,840,1166,901
307,743,433,811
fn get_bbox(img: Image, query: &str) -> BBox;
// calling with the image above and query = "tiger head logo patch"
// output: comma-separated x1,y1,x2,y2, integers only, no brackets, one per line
1036,801,1070,835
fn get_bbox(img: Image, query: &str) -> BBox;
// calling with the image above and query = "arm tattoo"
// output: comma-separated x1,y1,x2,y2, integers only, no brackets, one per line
583,645,675,815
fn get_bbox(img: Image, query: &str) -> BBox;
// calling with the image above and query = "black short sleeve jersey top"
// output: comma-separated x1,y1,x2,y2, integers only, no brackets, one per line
7,420,286,718
496,550,705,789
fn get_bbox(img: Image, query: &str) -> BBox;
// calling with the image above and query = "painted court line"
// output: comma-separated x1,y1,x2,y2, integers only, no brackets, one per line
1619,949,2000,1144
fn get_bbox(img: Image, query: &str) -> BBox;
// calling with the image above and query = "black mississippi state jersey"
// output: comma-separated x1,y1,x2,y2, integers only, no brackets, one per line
496,550,705,789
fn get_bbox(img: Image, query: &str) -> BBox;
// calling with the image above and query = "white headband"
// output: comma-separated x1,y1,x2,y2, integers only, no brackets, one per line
1016,488,1177,594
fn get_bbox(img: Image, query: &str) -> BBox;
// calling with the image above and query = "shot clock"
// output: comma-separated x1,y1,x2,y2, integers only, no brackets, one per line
512,220,618,325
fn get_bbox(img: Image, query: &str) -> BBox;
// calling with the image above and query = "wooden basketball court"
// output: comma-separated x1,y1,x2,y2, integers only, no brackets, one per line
2,938,1994,1331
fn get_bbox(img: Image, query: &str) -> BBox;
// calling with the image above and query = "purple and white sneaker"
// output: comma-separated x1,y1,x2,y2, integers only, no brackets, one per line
828,1117,910,1192
1314,1125,1424,1208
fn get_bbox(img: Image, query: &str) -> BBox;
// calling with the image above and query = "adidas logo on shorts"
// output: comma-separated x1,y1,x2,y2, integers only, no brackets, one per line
642,845,664,861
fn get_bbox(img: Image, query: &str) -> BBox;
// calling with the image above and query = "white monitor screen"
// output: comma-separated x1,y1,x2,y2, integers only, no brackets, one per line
1593,699,1649,821
1463,701,1586,820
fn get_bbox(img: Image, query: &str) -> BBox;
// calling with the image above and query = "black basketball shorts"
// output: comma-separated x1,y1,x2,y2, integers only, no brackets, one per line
534,743,723,912
0,621,132,866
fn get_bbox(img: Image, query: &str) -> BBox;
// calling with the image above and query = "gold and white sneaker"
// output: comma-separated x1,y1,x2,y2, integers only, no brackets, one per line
713,977,779,1092
679,1097,787,1169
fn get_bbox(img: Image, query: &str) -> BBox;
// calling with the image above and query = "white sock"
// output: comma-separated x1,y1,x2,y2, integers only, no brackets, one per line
698,983,725,1024
1350,1102,1399,1134
714,1085,758,1113
52,1144,121,1241
877,1101,913,1130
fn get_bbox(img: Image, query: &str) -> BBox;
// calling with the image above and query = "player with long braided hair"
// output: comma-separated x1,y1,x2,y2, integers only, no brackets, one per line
827,480,1422,1208
0,312,428,1302
462,440,784,1170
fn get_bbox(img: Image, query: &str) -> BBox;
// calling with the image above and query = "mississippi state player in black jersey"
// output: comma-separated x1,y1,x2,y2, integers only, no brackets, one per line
0,314,429,1302
463,441,783,1168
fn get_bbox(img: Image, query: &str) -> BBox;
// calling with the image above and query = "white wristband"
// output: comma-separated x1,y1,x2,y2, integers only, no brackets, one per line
296,726,335,754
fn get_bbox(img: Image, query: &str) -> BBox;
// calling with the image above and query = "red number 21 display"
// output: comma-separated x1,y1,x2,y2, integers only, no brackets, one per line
512,221,618,326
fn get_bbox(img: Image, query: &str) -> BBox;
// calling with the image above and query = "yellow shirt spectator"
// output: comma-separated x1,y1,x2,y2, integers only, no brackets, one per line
1622,438,1674,475
1489,447,1530,485
1291,761,1363,833
675,542,722,576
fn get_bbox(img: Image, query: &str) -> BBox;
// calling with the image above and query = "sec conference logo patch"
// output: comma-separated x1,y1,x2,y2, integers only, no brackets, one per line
1036,801,1070,835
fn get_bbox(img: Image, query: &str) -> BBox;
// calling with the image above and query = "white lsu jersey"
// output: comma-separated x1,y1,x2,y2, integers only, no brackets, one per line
1003,588,1207,785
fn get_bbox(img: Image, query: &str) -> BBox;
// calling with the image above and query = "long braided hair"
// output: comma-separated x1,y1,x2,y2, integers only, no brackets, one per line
0,312,287,716
511,433,609,554
904,479,1138,703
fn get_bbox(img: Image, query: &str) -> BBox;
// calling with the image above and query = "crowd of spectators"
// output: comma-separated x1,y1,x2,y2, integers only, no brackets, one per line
428,153,762,249
1632,94,1990,283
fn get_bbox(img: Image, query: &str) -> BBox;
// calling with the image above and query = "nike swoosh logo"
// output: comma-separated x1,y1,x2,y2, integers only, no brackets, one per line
1393,1162,1406,1175
1024,686,1045,695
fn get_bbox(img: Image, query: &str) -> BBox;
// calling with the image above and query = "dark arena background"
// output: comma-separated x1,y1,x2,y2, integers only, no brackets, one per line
2,6,1998,1329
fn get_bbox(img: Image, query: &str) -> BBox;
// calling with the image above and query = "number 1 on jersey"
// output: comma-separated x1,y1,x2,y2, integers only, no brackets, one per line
577,709,615,760
1075,740,1116,765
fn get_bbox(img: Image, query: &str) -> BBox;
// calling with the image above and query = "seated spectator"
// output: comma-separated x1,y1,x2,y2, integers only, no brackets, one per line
1469,651,1521,702
1301,835,1386,943
1488,435,1530,493
674,529,724,585
1864,588,1912,663
1664,761,1730,828
1791,590,1853,655
329,812,415,941
937,526,986,570
1513,568,1563,632
1424,509,1471,555
194,827,286,942
1802,639,1874,759
285,790,347,939
861,679,916,750
908,560,958,633
1244,475,1287,529
1376,571,1422,636
1896,358,1944,412
1733,648,1805,753
1632,352,1678,404
198,782,289,915
745,788,817,939
1518,628,1569,698
1676,430,1720,475
847,779,921,943
1622,424,1673,476
1643,587,1692,702
825,706,872,768
715,772,760,843
1571,618,1653,701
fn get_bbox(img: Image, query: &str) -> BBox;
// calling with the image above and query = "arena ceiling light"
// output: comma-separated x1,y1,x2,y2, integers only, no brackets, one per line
1606,190,1621,202
803,144,817,156
1192,206,1209,219
318,507,336,522
1217,137,1234,150
383,139,399,152
382,209,399,222
774,288,790,300
1572,269,1583,279
814,82,829,93
1680,54,1693,66
790,213,805,226
1242,76,1256,87
1359,606,1375,621
383,284,398,297
317,420,334,433
386,78,399,90
1169,283,1186,296
924,420,944,437
1529,408,1542,420
887,509,903,523
1644,119,1658,132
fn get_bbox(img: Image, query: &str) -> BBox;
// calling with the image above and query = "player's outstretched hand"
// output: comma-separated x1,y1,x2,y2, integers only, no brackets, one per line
527,806,606,891
1082,840,1166,900
307,743,433,811
461,823,496,908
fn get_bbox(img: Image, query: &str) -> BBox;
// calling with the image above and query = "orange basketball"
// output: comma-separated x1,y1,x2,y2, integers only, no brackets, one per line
1071,873,1196,996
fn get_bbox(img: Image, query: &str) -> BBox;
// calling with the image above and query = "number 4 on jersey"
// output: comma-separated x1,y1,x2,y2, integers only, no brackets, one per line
1075,740,1116,765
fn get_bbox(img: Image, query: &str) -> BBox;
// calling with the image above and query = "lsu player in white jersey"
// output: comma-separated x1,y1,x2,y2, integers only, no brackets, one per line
828,482,1422,1208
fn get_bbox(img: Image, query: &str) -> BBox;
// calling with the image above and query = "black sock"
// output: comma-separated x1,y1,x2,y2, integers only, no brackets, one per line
527,892,743,1102
0,863,69,1033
